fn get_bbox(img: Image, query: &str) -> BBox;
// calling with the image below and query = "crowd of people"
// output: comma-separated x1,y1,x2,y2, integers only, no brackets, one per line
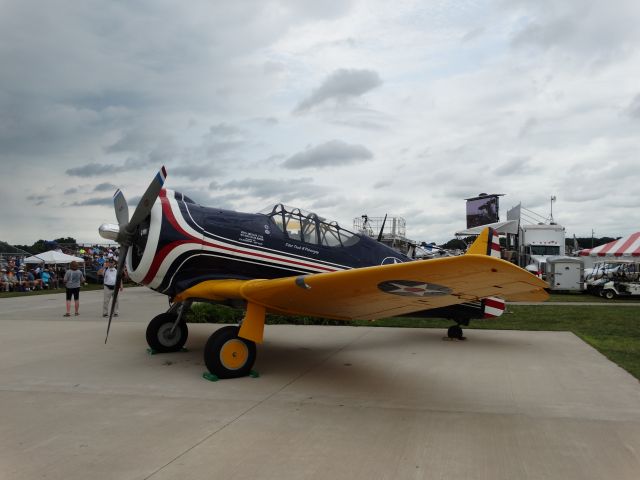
0,256,62,292
75,244,120,273
0,244,123,293
1,246,127,318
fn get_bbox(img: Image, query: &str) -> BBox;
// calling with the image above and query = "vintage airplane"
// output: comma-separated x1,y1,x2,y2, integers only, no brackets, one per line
99,166,548,379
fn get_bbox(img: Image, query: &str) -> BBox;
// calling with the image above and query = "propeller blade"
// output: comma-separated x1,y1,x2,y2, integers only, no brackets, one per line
128,166,167,231
105,245,129,344
377,214,388,242
113,189,129,228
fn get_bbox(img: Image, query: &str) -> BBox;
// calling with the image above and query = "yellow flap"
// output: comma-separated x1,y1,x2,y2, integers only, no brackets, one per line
175,255,548,321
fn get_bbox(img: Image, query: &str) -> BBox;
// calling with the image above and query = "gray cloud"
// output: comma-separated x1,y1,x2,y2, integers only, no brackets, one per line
171,163,218,181
201,123,247,158
220,177,329,202
71,197,112,206
294,69,382,113
518,117,538,138
507,1,640,67
494,156,533,176
66,163,119,177
94,182,117,192
626,94,640,119
64,188,78,195
26,194,50,206
263,61,286,75
373,180,392,189
283,140,373,169
105,128,166,154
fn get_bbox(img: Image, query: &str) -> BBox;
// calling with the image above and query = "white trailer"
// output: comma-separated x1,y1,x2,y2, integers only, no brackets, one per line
546,256,584,291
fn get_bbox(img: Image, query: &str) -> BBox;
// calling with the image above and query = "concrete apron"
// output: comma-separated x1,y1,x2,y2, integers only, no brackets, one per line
1,288,639,480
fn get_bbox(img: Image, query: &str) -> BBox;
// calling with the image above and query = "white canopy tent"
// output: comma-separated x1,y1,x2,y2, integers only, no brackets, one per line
23,250,85,265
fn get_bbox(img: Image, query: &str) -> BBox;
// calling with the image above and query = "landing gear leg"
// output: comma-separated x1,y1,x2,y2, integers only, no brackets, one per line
447,324,466,340
145,301,191,353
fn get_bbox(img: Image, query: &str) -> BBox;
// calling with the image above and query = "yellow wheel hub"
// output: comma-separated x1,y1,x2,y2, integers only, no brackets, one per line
219,339,249,370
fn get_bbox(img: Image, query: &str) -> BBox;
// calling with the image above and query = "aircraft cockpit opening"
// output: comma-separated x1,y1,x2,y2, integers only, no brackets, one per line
262,203,360,247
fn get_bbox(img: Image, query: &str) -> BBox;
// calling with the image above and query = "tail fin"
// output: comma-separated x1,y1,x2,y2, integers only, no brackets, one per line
466,227,501,258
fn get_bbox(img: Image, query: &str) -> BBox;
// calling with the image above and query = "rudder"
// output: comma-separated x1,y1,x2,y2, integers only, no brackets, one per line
466,227,501,258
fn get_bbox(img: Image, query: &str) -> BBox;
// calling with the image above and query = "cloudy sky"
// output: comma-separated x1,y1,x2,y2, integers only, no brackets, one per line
2,0,639,245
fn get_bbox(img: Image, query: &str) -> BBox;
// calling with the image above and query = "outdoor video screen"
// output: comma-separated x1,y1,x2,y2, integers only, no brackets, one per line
466,196,499,228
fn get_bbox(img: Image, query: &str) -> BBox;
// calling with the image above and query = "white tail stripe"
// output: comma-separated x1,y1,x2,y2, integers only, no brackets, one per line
490,232,501,258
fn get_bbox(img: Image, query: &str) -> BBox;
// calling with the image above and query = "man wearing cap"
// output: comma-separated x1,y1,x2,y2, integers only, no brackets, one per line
102,260,122,317
16,268,25,291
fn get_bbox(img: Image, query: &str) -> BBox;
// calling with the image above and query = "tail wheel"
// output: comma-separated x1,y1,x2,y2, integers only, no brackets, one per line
204,326,256,379
146,313,189,353
447,324,464,340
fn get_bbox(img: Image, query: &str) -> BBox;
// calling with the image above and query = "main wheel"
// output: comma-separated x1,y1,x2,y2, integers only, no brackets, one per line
603,289,616,300
146,313,189,353
447,325,464,339
204,326,256,379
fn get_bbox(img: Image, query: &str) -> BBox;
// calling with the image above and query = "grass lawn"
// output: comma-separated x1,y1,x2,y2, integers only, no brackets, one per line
545,292,640,303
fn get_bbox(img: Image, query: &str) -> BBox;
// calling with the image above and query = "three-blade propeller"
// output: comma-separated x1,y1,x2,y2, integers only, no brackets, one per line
105,166,167,343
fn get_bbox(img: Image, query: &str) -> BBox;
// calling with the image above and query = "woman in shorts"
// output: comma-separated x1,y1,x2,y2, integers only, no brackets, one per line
63,261,85,316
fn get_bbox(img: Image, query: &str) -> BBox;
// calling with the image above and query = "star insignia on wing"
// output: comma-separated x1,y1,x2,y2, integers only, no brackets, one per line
377,280,452,297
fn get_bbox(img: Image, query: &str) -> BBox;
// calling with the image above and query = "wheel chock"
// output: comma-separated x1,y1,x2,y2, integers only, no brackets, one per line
202,372,219,382
147,347,188,355
249,370,260,378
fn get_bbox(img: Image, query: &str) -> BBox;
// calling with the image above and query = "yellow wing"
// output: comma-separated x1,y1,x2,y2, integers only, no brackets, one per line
174,254,548,321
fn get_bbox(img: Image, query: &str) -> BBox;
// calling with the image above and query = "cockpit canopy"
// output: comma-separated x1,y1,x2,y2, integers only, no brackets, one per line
262,204,360,247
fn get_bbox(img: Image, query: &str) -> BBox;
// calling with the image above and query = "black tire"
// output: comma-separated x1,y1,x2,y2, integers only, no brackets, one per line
146,313,188,353
447,325,463,339
603,289,616,300
204,326,256,379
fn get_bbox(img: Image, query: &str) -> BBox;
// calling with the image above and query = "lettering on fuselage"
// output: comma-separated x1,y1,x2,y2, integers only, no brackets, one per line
284,242,319,255
239,230,264,246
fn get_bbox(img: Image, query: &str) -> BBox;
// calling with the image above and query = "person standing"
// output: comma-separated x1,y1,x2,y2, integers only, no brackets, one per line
102,260,122,317
63,261,85,317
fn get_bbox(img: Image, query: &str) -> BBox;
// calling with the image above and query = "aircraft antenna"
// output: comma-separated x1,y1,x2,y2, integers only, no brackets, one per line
377,214,388,242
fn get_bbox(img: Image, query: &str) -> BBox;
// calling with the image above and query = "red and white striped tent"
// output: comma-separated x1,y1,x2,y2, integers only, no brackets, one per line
579,232,640,258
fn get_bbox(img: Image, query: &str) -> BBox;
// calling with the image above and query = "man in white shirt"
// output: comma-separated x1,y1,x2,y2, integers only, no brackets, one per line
102,260,122,317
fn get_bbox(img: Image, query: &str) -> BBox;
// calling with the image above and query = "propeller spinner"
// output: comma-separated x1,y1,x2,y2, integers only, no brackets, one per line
99,166,167,343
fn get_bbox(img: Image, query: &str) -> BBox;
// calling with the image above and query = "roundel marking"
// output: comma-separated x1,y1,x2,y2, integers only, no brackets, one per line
378,280,452,297
381,257,404,265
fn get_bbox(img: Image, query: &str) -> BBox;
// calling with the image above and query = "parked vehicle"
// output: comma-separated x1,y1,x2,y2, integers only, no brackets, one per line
519,223,565,280
585,261,640,296
601,280,640,299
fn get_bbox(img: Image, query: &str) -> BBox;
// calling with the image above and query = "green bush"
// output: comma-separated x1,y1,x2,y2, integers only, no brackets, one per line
185,302,343,326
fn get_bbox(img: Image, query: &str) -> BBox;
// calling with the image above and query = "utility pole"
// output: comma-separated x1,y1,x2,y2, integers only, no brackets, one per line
591,229,594,248
550,195,556,223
